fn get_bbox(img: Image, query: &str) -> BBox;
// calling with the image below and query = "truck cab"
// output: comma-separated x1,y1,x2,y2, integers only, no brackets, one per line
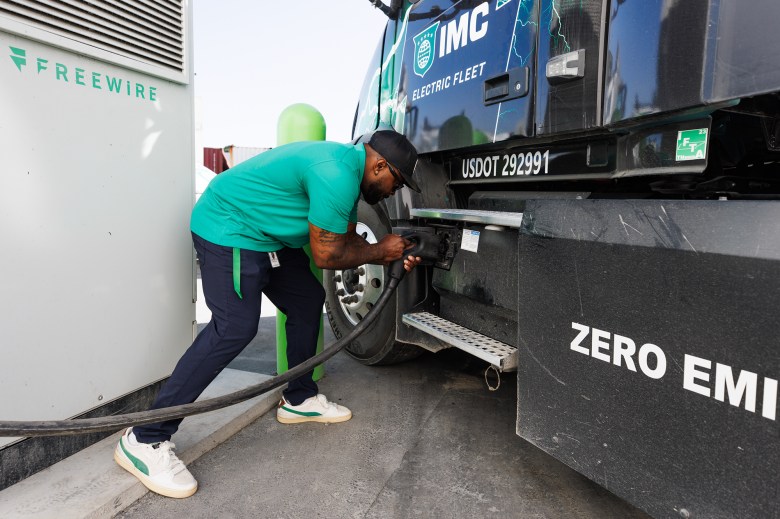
325,2,780,517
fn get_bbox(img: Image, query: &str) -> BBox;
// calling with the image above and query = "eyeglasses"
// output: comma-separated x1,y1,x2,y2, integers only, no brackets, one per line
386,163,405,191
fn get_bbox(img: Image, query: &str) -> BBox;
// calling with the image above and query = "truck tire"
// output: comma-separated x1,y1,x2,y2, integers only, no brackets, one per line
323,201,423,365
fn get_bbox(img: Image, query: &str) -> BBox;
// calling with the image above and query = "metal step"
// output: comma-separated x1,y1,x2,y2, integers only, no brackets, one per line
410,208,524,228
402,312,518,371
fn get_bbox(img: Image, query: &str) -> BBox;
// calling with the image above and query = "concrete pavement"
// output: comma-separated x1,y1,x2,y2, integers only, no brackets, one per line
117,333,650,519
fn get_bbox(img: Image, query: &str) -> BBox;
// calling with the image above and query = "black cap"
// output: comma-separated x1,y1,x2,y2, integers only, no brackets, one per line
367,130,420,192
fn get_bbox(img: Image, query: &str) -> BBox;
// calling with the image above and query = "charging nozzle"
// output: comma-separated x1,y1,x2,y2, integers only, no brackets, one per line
388,229,447,281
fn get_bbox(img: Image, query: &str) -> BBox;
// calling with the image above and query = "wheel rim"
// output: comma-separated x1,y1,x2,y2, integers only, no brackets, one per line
332,222,385,326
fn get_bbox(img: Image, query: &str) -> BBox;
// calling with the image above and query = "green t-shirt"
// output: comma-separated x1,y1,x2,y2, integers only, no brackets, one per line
191,141,365,251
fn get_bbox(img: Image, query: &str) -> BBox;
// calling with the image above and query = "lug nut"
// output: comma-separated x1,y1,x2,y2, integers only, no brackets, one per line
355,284,364,292
333,275,342,282
336,289,345,296
357,267,365,275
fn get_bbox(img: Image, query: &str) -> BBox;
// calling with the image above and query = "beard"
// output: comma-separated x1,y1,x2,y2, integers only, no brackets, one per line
362,181,385,205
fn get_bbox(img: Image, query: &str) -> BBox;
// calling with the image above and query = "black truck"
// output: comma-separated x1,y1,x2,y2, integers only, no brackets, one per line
325,1,780,517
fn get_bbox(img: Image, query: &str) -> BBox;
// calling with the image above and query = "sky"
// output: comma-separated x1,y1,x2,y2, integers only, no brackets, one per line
192,0,389,150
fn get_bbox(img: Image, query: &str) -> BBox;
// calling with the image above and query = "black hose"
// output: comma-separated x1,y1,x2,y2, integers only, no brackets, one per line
0,262,408,437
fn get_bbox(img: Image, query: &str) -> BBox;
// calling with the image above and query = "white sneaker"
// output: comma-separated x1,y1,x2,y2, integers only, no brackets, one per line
276,394,352,424
113,428,198,498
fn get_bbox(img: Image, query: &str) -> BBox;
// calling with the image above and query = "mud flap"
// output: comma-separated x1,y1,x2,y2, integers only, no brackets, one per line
516,199,780,518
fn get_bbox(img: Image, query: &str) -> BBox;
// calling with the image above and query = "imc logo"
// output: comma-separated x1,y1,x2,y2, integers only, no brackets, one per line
413,22,439,78
9,46,26,71
7,45,159,102
412,2,490,79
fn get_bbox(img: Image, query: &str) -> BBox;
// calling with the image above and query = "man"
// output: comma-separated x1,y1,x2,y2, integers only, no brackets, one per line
113,130,422,498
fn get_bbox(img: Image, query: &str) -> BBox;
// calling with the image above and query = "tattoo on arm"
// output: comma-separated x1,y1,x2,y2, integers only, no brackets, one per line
317,228,341,244
309,223,378,269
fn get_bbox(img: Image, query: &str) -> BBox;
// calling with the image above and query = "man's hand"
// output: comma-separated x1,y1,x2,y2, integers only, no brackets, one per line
375,234,409,263
402,254,423,272
376,234,423,272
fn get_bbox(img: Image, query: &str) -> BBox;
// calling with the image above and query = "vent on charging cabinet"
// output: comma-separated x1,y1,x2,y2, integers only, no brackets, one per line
0,0,185,73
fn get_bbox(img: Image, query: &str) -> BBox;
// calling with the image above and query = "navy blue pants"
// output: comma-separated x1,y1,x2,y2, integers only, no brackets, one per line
134,233,325,443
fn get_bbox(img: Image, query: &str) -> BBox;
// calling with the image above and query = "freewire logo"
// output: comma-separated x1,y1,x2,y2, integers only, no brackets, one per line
7,46,159,102
9,46,25,71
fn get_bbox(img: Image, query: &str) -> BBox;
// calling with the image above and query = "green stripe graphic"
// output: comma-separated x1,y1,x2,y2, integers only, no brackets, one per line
281,406,322,417
120,438,150,475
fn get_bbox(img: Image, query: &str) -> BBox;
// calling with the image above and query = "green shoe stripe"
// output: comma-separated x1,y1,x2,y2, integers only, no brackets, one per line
120,437,150,475
281,405,322,417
